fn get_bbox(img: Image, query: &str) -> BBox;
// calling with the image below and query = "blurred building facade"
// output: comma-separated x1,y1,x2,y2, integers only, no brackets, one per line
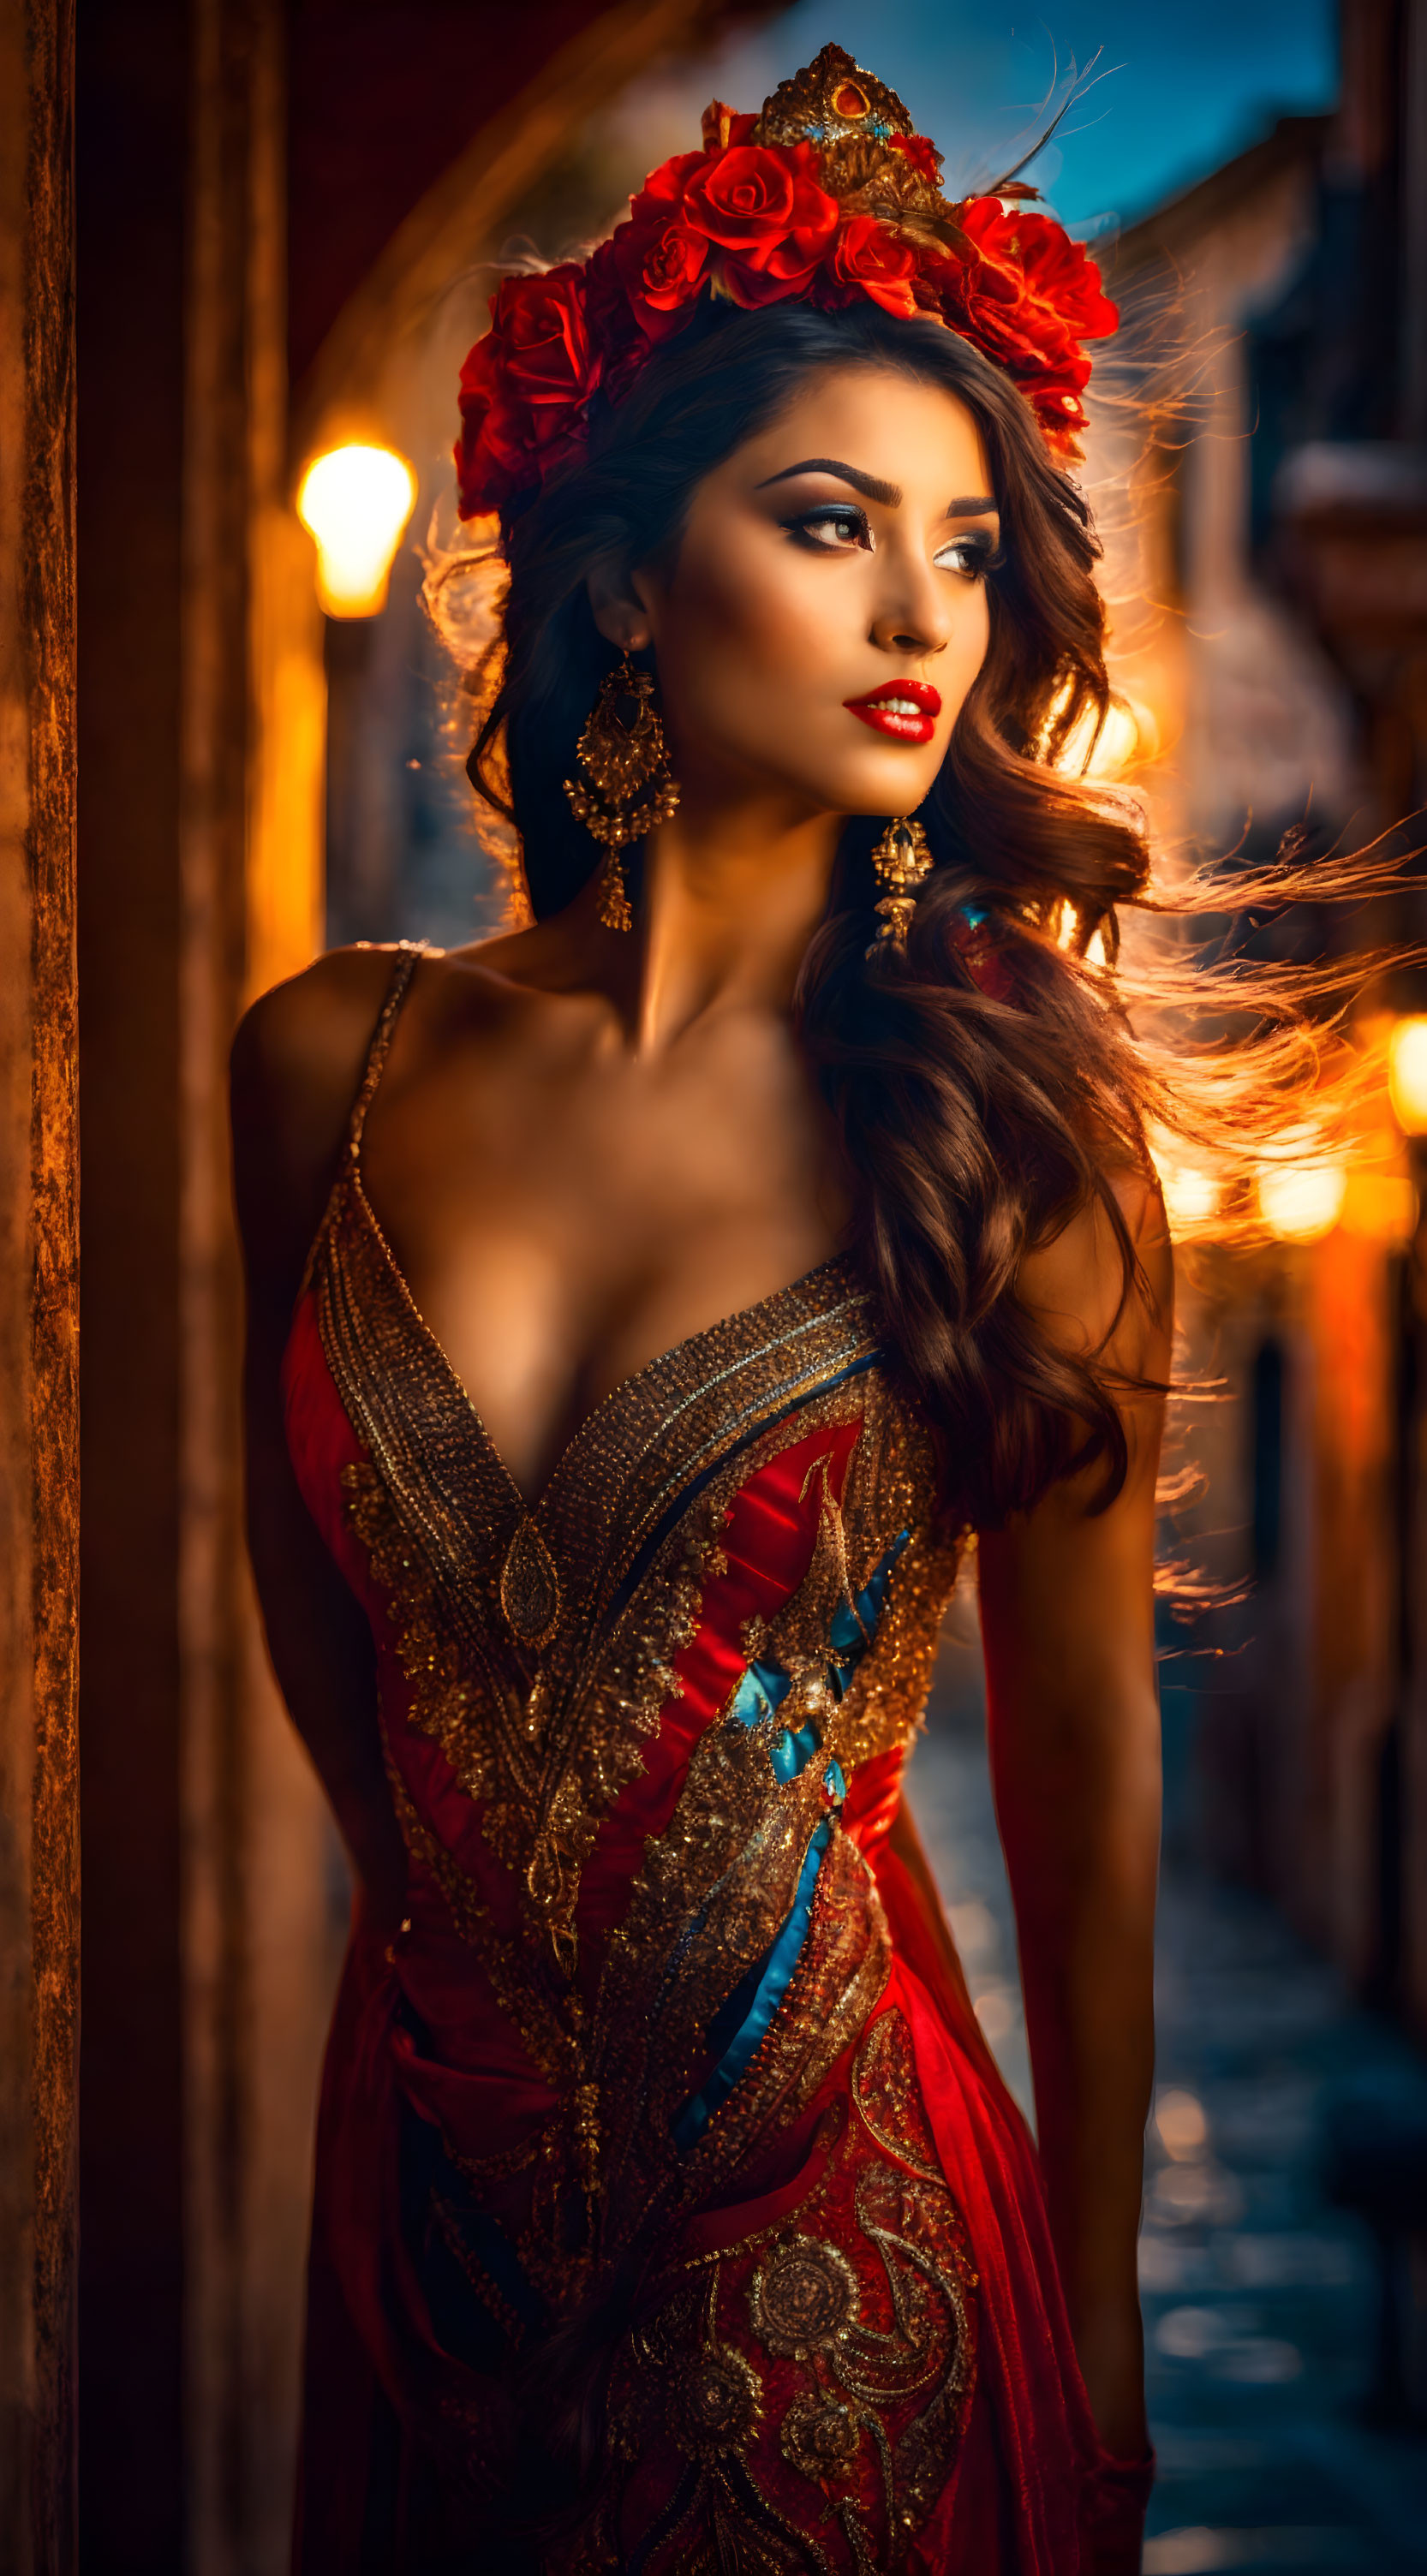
1093,0,1427,2044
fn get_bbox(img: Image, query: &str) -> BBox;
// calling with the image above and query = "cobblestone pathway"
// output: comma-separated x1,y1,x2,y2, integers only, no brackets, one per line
907,1645,1427,2576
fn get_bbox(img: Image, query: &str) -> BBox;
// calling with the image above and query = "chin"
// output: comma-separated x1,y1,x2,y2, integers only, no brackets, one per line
827,754,944,817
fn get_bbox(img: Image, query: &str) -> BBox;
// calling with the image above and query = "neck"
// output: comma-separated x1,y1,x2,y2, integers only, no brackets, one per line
612,790,843,1055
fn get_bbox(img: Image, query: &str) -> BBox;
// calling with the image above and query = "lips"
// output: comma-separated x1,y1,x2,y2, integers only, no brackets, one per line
843,678,942,745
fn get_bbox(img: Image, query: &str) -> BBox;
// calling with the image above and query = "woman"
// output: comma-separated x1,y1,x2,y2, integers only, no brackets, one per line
235,47,1166,2573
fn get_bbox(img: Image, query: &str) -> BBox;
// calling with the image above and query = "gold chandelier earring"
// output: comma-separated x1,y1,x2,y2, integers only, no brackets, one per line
867,815,933,956
563,652,680,931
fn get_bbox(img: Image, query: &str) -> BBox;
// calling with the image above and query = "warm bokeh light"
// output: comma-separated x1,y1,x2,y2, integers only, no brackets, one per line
1388,1016,1427,1135
1257,1158,1347,1243
1159,1160,1221,1234
1051,689,1162,780
1340,1172,1418,1244
296,444,416,617
1155,2088,1208,2162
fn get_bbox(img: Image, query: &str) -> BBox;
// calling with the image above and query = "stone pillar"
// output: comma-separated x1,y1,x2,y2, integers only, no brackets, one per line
78,5,335,2567
0,1,80,2570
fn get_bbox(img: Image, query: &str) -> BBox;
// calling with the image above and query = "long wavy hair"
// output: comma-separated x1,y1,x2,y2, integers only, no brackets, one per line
463,296,1382,1528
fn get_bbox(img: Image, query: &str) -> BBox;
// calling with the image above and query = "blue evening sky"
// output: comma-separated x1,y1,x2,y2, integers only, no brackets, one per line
696,1,1340,233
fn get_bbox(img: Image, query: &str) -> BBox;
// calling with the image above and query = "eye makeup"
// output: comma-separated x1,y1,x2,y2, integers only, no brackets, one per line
783,503,874,552
779,501,1004,578
934,528,1005,579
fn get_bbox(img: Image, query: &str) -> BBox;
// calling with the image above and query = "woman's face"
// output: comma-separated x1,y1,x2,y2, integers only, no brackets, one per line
619,365,1000,822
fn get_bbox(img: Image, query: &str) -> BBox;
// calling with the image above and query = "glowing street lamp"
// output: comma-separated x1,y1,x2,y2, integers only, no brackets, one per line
296,444,417,617
1388,1016,1427,1136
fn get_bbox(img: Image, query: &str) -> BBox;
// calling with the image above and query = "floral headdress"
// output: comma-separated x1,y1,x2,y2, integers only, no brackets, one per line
455,44,1118,523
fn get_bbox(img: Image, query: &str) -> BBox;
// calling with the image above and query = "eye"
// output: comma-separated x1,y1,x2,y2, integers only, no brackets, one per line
785,504,874,554
934,529,1004,581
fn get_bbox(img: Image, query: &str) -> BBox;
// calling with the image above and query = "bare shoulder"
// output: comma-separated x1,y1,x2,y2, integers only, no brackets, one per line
230,944,413,1291
231,943,404,1129
1018,1160,1173,1382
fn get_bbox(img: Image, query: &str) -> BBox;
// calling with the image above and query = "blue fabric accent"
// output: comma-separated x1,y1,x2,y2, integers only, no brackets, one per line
728,1657,793,1730
672,1813,837,2153
827,1530,911,1697
770,1720,821,1784
960,901,990,931
726,1530,912,1768
676,1524,914,2151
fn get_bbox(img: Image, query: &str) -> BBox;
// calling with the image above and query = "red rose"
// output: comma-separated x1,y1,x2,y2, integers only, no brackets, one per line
454,338,528,516
720,180,840,306
889,132,942,188
583,240,654,403
926,210,1108,452
606,205,708,317
673,139,835,307
958,199,1118,344
488,264,597,418
602,164,714,342
636,149,708,212
1019,215,1118,343
583,214,702,404
822,215,920,319
455,264,597,517
765,143,839,274
681,143,799,264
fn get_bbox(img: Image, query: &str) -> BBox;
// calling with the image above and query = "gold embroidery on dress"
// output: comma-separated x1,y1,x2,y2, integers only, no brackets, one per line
852,2006,944,2185
603,2008,977,2574
306,950,974,2353
340,1458,580,2093
315,1099,887,1957
499,1511,561,1646
518,1276,883,1959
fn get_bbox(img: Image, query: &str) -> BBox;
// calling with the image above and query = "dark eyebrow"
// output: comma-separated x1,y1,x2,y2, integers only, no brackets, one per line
755,456,902,506
755,458,1000,518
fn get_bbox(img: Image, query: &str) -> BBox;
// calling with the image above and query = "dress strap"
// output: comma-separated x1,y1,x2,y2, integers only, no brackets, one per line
345,941,423,1162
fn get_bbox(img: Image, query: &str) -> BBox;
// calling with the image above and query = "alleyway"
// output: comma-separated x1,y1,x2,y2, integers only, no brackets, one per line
907,1610,1427,2576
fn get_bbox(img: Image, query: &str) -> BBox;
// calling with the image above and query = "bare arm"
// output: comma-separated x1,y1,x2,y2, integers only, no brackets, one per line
230,949,409,1933
977,1172,1170,2464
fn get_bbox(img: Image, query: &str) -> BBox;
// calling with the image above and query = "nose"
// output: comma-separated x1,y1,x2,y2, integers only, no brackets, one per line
869,556,952,660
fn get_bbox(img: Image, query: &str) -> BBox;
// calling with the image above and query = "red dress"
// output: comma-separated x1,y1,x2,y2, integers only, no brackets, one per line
283,948,1151,2573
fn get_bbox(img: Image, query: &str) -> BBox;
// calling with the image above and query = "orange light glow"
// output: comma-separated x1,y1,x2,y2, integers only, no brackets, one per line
1257,1158,1346,1243
1388,1017,1427,1135
1052,691,1161,781
296,444,416,617
1340,1172,1418,1244
1160,1161,1221,1234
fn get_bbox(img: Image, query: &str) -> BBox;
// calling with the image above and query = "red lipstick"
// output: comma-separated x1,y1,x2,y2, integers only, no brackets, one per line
843,678,941,745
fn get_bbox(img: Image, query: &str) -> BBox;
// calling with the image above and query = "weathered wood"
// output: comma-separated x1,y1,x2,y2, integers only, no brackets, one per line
0,0,79,2568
